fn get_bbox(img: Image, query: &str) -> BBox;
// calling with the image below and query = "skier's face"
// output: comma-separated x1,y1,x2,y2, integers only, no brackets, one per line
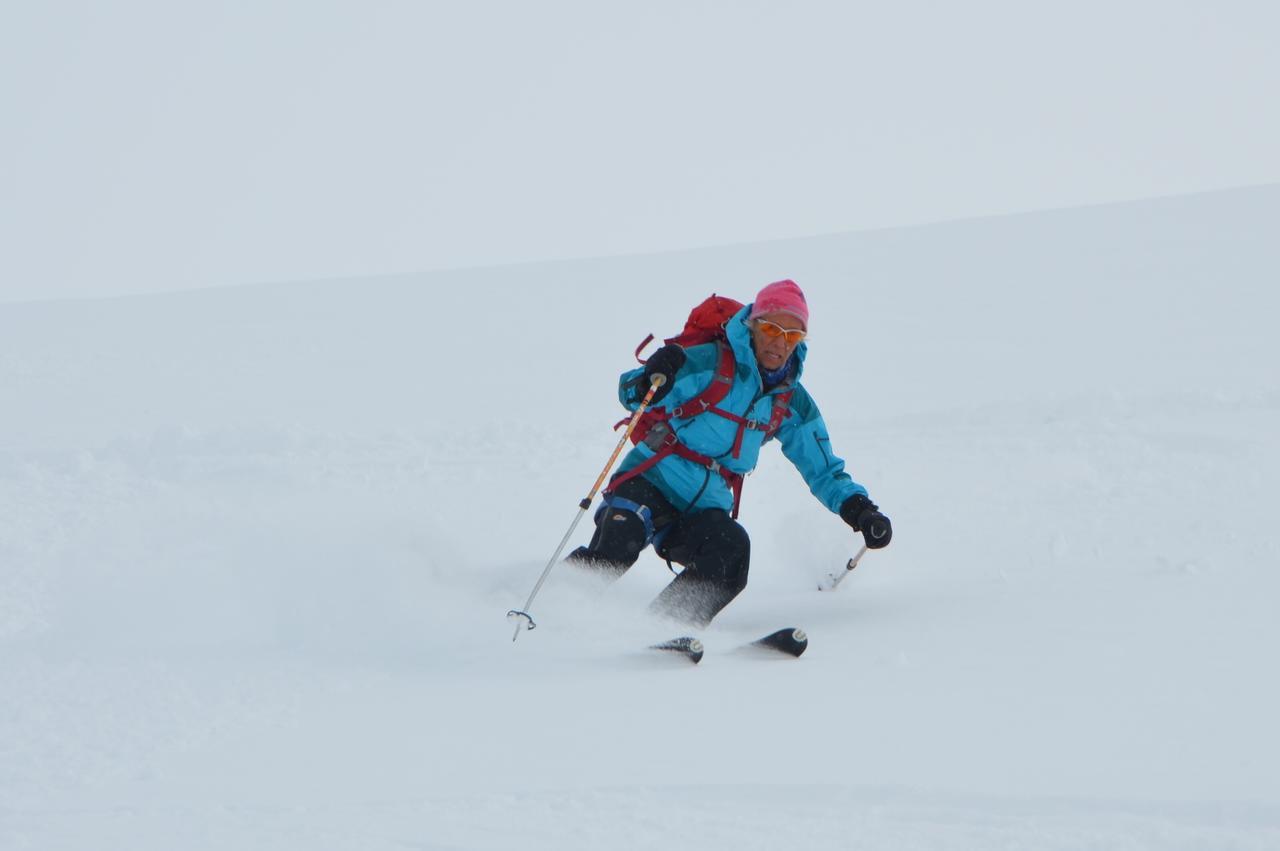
750,311,806,373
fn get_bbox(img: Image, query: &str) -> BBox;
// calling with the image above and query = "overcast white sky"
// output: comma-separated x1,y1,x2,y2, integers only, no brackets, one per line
2,1,1278,302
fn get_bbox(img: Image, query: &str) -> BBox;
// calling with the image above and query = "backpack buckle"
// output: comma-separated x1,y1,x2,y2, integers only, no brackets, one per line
643,422,679,452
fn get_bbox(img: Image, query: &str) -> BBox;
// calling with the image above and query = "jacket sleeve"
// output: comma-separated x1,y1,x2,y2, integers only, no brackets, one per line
618,365,647,409
775,386,868,513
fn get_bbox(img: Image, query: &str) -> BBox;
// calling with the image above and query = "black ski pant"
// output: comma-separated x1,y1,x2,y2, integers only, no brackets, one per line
565,475,750,628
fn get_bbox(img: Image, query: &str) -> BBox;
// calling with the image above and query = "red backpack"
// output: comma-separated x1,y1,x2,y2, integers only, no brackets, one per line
632,294,746,363
610,294,793,518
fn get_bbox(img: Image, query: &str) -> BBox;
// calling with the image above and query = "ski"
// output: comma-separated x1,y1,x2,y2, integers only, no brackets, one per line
745,627,808,658
650,636,704,664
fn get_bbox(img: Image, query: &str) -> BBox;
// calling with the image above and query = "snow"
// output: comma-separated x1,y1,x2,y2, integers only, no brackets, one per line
3,186,1279,849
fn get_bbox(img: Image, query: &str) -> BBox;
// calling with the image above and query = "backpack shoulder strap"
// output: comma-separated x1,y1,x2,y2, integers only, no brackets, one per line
616,341,735,442
765,389,795,438
668,339,736,420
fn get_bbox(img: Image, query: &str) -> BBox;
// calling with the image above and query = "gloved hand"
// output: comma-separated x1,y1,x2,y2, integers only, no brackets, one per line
640,343,686,404
840,493,892,549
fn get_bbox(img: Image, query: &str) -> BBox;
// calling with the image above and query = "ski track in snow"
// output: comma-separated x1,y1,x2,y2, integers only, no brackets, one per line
2,187,1279,849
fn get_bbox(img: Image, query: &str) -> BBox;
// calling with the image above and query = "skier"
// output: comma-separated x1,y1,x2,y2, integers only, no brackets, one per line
566,279,892,627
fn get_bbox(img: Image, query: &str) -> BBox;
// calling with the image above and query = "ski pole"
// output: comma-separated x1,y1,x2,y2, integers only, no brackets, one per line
508,374,666,641
820,544,868,591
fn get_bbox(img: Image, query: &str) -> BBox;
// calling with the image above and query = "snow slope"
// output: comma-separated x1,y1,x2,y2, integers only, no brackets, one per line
2,186,1279,849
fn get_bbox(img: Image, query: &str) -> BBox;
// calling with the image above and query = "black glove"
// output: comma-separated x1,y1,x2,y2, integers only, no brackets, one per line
639,343,685,404
840,493,892,549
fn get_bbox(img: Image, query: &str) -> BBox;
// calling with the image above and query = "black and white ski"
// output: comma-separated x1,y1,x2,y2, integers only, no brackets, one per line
650,636,704,664
746,627,808,658
650,628,807,663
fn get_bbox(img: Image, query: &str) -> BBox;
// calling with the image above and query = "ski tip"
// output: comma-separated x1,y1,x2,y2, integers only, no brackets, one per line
753,627,808,658
651,636,704,664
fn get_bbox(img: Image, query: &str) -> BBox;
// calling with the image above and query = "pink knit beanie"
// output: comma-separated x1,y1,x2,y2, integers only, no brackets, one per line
748,279,809,329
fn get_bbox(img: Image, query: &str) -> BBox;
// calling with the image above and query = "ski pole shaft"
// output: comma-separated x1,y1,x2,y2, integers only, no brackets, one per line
508,375,666,641
821,544,868,591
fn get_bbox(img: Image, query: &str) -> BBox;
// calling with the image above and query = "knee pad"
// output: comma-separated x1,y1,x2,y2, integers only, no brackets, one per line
584,495,656,566
595,494,656,546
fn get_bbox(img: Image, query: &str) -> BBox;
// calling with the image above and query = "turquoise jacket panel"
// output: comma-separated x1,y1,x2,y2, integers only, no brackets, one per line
615,304,868,514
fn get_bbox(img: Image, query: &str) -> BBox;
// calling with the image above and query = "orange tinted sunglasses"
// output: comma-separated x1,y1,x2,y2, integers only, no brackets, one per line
753,319,807,345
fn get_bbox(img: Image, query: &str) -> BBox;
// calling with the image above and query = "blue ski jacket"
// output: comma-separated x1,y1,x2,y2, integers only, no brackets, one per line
614,304,868,515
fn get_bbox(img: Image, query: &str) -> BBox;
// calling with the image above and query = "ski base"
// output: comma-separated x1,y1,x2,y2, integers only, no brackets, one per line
650,636,704,664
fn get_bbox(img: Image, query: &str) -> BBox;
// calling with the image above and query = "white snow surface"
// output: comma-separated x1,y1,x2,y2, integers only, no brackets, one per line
3,187,1279,849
